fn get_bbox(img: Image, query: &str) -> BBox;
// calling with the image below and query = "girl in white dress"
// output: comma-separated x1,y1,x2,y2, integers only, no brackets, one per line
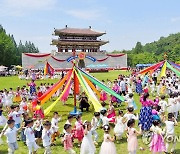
99,125,116,154
173,93,179,119
80,121,96,154
167,93,174,113
4,91,13,109
114,110,126,140
0,105,7,126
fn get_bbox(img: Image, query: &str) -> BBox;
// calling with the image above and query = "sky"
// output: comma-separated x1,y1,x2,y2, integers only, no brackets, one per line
0,0,180,53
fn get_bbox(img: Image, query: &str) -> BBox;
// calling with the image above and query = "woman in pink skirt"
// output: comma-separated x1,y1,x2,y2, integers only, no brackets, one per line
127,119,142,154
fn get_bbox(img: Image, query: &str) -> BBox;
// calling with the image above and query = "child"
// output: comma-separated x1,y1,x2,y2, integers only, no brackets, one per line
100,90,107,102
107,102,116,123
124,107,138,126
27,79,36,95
64,124,76,154
167,93,174,113
4,91,13,110
20,97,28,113
42,121,54,154
33,115,43,146
152,105,160,121
99,125,116,154
10,105,22,129
0,104,7,126
150,82,155,95
21,113,29,144
51,112,61,145
80,121,96,154
91,112,101,144
2,120,20,154
150,120,166,153
100,110,113,126
156,83,160,96
158,95,168,120
143,84,149,93
24,119,39,154
74,115,84,147
34,100,44,119
126,93,134,108
127,119,141,154
63,115,74,133
160,83,166,96
164,113,178,153
114,110,126,140
158,95,168,118
100,101,107,112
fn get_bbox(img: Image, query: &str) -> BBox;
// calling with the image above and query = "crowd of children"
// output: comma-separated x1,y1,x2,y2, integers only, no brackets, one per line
0,70,179,154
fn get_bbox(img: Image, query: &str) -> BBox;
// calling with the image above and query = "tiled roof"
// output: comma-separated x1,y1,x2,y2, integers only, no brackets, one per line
54,27,106,36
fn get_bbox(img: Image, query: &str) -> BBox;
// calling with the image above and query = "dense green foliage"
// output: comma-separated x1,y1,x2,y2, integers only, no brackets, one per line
0,25,39,67
114,33,180,66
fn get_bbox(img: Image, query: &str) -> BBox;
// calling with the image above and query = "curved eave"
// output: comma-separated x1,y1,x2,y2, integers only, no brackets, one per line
54,32,106,37
51,40,109,46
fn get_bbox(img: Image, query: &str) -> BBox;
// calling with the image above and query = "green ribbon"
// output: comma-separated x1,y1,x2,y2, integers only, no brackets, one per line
166,62,180,77
77,67,125,101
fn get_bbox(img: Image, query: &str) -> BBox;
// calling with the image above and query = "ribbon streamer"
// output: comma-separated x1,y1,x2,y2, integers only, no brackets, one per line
44,70,74,115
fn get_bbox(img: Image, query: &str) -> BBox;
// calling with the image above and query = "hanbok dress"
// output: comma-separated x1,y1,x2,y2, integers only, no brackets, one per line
138,97,153,131
13,91,21,102
107,105,116,123
74,120,84,142
28,82,36,95
150,126,166,153
100,90,107,102
111,84,120,103
136,79,142,94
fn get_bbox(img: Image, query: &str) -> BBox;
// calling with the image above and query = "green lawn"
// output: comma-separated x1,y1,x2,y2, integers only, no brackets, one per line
0,70,179,154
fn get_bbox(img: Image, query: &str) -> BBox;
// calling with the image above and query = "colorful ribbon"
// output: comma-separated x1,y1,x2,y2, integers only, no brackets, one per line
44,70,74,115
160,61,167,77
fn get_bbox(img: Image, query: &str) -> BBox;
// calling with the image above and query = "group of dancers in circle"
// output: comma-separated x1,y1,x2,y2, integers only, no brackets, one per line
0,70,180,154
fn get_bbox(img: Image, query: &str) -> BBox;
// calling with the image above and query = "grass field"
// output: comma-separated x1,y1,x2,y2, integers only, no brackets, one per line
0,70,179,154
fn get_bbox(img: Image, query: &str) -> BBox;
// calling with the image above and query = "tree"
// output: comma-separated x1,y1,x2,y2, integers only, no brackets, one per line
0,24,40,66
133,42,143,54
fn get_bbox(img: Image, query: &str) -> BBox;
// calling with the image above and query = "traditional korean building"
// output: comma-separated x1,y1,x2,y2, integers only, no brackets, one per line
51,25,109,52
22,26,127,71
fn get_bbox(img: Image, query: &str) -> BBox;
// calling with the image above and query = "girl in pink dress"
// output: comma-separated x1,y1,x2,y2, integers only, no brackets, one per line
99,125,116,154
107,102,116,123
74,115,84,147
127,119,142,154
150,120,166,153
64,124,76,154
100,90,107,102
111,81,120,103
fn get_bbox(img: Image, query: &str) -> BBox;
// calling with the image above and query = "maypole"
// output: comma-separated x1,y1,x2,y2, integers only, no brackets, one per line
70,49,81,116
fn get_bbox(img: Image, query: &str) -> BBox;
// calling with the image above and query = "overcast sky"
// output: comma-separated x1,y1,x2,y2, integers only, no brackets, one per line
0,0,180,53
